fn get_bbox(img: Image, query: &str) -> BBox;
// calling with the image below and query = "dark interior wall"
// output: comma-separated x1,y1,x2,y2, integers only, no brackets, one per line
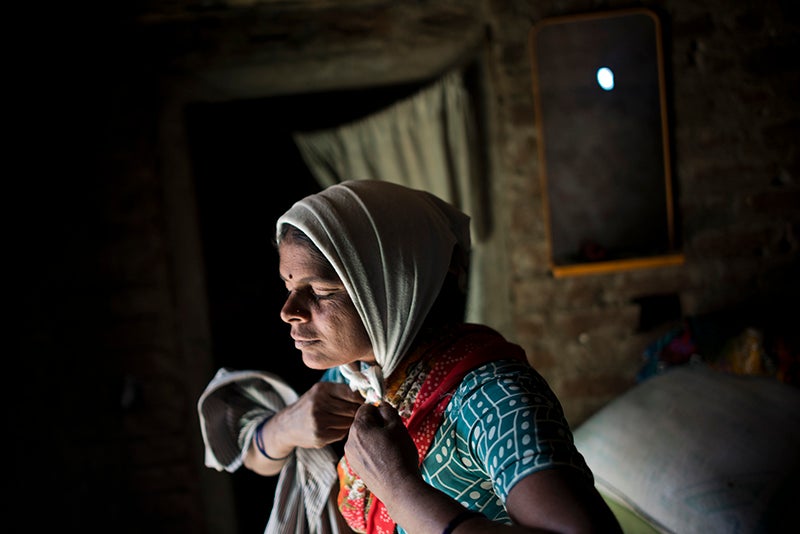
498,0,799,423
11,1,799,532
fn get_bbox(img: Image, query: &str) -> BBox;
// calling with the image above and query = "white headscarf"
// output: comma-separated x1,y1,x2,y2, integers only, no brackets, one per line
275,180,471,402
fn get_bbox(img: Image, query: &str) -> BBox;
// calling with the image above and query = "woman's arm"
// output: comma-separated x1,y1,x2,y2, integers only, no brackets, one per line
504,468,622,534
345,403,621,534
244,381,364,475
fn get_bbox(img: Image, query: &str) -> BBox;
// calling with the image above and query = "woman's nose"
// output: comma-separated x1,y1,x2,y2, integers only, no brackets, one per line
280,294,309,323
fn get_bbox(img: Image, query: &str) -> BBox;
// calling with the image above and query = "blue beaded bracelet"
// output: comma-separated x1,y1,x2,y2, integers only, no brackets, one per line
254,416,291,461
442,510,481,534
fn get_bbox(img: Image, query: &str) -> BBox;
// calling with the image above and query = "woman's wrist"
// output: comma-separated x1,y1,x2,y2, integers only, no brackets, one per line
441,510,482,534
252,412,295,462
380,472,472,533
371,464,425,504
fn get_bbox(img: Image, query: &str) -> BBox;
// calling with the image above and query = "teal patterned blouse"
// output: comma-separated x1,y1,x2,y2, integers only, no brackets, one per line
323,359,592,530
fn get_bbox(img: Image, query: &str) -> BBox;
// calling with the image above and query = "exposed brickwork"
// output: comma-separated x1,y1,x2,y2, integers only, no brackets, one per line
491,0,799,429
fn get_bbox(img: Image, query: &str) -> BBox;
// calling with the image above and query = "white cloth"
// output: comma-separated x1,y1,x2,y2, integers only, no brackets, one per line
276,180,471,399
197,368,345,534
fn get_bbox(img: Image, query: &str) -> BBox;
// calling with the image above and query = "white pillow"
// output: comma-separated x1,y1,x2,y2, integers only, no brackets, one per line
574,364,800,534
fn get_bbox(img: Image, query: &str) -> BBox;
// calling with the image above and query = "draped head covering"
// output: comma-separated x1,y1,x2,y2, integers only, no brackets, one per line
275,180,471,402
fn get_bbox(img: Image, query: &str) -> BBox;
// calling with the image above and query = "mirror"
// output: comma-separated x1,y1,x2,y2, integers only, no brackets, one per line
529,8,683,277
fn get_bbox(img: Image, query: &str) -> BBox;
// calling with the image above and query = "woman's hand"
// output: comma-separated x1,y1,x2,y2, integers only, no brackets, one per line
343,403,490,533
279,382,365,449
343,402,421,500
245,382,363,475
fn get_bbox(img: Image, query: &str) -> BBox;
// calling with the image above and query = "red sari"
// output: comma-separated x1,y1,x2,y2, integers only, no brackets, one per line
336,324,526,534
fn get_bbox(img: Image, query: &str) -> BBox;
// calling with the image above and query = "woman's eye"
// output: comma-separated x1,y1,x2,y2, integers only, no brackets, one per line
312,289,336,300
284,284,339,301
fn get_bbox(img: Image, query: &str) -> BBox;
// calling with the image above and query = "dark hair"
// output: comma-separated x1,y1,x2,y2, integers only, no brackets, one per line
277,224,338,281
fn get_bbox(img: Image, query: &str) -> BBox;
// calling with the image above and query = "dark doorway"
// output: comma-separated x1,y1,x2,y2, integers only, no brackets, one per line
185,80,428,533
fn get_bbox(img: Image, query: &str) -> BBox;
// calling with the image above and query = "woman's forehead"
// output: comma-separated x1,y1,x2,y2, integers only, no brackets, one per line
278,240,339,282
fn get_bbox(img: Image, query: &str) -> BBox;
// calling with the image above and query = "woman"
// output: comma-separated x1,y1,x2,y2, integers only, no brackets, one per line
204,180,620,534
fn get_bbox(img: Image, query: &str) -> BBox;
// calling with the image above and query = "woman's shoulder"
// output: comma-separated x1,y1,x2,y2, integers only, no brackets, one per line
458,359,554,397
447,359,565,426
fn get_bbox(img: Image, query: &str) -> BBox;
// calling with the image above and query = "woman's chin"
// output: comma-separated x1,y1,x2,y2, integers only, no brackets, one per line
301,352,333,370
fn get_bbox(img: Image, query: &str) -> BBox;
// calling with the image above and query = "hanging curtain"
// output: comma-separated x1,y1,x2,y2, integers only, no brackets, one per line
292,69,499,326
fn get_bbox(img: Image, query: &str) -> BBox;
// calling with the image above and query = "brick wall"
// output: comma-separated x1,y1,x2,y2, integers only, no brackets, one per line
15,0,798,531
489,0,799,425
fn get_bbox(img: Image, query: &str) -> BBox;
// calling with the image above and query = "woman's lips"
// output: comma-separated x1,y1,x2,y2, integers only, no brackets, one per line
292,329,318,348
293,338,318,348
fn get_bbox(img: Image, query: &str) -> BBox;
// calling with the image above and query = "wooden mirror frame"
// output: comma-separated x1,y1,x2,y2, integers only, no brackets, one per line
529,8,684,277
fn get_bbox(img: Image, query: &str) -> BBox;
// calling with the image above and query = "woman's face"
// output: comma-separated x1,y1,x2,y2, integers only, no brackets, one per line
278,240,375,370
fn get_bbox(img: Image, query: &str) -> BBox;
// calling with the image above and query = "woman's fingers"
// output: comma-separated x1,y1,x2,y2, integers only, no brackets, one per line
310,382,364,410
282,382,369,447
344,402,422,500
353,403,383,426
376,402,404,427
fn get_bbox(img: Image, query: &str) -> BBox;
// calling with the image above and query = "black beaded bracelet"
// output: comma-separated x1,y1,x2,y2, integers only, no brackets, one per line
254,416,291,461
442,510,481,534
